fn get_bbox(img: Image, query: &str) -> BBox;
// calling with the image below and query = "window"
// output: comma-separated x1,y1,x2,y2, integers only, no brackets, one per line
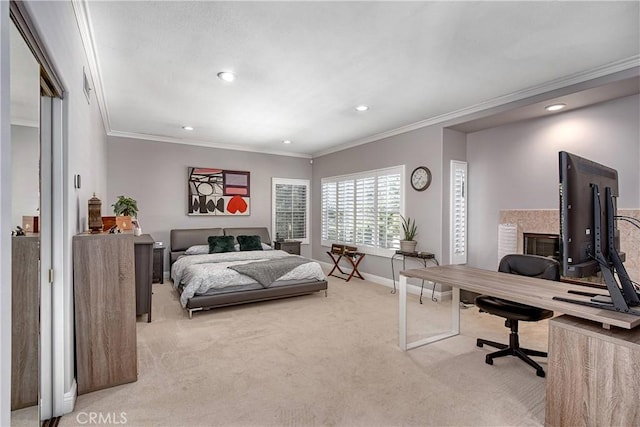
272,178,310,244
450,160,467,264
321,166,404,257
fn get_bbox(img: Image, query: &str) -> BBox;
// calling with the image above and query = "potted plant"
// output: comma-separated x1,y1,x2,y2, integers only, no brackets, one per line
400,215,418,253
111,195,138,231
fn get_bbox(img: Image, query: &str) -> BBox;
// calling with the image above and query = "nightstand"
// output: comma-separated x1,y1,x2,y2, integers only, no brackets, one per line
274,240,301,255
153,243,166,284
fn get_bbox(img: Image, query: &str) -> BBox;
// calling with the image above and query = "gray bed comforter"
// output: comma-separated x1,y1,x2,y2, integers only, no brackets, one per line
228,256,313,287
171,250,326,307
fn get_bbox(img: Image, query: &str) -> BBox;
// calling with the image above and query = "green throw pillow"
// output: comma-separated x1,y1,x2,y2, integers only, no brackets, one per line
208,235,235,253
237,235,263,251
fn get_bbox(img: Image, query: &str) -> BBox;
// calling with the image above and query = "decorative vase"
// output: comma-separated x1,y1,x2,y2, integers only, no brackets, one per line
400,240,417,253
88,193,103,233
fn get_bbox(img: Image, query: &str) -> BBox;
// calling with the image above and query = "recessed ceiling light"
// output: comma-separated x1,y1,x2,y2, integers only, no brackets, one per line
282,140,292,144
182,125,194,131
545,103,567,112
217,71,236,82
355,105,369,112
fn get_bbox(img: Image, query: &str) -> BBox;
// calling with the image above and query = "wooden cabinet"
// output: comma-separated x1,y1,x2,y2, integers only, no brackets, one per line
546,315,640,427
73,233,137,395
11,236,39,410
153,244,166,284
274,240,301,255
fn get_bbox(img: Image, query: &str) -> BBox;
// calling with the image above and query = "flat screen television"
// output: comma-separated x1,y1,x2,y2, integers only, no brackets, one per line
557,151,639,314
559,151,619,278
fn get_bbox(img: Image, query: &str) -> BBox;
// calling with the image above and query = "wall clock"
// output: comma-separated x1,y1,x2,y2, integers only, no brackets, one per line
410,166,432,191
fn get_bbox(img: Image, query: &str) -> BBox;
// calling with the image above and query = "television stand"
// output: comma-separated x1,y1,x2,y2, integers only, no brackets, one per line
554,185,640,316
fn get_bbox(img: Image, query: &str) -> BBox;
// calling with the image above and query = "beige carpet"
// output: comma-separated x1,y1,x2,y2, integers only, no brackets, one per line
59,274,550,427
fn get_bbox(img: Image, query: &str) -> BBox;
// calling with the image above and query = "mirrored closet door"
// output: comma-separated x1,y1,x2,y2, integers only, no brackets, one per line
9,17,41,426
10,1,65,423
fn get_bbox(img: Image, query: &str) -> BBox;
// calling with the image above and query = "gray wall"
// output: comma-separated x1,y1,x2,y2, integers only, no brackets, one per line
312,125,443,278
106,136,313,264
11,125,39,229
466,94,640,271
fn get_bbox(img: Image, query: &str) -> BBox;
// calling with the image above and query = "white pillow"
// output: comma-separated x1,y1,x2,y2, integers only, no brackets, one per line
184,244,209,255
233,243,272,251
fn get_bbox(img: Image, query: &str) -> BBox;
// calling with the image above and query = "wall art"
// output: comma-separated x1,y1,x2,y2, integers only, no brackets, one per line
187,167,250,215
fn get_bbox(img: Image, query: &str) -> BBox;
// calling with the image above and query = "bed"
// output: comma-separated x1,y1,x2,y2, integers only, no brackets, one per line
170,227,328,318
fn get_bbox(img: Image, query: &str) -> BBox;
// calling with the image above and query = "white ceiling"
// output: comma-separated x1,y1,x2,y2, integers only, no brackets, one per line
83,1,640,157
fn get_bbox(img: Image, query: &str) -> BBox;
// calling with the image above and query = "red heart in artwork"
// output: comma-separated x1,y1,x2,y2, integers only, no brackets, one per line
227,195,247,214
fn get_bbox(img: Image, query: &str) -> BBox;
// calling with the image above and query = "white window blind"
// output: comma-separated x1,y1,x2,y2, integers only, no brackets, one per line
321,166,404,257
450,160,467,264
272,178,310,244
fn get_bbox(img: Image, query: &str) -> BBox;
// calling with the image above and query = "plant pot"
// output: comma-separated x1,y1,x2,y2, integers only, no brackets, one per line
400,240,417,253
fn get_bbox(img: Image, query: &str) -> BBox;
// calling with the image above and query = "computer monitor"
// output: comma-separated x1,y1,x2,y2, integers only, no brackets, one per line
557,151,639,314
559,151,619,278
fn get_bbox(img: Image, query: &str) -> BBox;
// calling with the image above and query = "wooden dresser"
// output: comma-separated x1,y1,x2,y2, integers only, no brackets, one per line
11,235,39,409
73,232,137,394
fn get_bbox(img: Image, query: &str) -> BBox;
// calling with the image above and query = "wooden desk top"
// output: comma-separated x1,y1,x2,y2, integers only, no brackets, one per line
401,265,640,330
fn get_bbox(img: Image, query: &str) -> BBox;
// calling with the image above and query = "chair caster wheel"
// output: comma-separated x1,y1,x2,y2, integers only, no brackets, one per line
485,357,493,365
536,370,545,378
476,340,483,348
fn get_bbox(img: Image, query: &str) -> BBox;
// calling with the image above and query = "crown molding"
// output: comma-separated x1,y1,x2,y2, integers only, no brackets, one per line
72,0,111,135
312,56,640,158
107,130,313,159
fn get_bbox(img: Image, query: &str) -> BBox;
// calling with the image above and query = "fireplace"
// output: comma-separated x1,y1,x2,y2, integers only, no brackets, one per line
523,232,559,260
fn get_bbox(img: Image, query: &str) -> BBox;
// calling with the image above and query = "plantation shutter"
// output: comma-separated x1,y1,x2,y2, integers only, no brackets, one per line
377,173,402,249
337,180,355,243
355,177,376,246
321,166,403,254
272,178,310,244
450,160,467,264
322,181,337,242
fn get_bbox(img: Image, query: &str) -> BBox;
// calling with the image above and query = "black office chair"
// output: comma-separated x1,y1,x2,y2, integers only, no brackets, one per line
475,254,559,377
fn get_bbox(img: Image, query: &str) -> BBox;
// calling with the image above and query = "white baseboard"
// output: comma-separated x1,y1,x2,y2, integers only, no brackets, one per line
62,379,77,414
315,260,452,301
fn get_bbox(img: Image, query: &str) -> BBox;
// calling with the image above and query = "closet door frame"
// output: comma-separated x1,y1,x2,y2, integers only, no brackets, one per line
10,0,65,421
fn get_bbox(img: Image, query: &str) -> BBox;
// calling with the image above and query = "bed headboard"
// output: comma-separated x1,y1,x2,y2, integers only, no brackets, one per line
223,227,271,246
170,228,223,265
169,227,272,266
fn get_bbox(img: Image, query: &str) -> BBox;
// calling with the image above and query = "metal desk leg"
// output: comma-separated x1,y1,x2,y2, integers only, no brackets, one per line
391,256,396,294
419,258,426,304
391,253,401,294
